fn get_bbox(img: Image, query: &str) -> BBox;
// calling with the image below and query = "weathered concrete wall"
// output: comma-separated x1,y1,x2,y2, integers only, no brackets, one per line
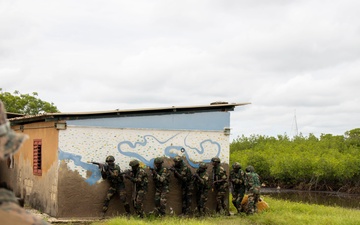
57,126,230,217
1,122,59,216
57,158,229,218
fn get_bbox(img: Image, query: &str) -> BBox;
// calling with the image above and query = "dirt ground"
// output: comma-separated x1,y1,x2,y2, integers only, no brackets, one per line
25,206,96,224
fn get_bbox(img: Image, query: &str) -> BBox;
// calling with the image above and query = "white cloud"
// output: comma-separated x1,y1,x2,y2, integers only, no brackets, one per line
1,0,360,139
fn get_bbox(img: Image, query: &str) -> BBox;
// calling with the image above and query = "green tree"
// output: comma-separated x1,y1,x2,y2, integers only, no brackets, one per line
345,128,360,147
0,89,59,115
230,129,360,193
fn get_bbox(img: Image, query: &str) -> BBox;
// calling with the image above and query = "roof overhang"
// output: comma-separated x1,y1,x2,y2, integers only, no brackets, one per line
9,102,250,126
6,112,24,119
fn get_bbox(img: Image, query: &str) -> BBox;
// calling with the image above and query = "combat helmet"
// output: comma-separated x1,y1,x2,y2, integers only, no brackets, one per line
106,155,115,162
154,157,164,164
129,159,140,167
232,162,241,169
246,165,255,172
173,156,183,162
211,157,221,163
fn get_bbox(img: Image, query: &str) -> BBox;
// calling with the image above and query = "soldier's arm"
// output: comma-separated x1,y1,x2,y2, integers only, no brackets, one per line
109,167,123,182
177,170,188,182
199,174,209,186
132,169,145,183
157,169,168,183
219,169,228,182
214,172,227,184
101,168,108,179
172,168,181,179
230,174,239,184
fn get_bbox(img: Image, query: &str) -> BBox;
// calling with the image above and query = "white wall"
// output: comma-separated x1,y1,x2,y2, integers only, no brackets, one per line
58,126,229,185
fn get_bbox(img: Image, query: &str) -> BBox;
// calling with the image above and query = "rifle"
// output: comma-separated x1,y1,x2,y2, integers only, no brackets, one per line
150,167,158,177
193,173,200,181
170,166,180,177
88,161,109,172
229,177,234,195
122,169,132,179
211,172,219,192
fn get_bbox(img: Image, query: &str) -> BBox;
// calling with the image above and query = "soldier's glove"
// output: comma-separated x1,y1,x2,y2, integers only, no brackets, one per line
151,169,157,176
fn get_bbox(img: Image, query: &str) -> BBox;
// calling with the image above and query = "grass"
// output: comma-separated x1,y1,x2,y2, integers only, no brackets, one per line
88,197,360,225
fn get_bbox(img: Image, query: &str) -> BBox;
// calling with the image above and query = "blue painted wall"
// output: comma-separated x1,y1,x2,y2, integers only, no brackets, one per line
67,111,230,131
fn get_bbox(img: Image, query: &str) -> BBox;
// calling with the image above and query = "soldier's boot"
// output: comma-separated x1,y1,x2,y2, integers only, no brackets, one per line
184,207,191,216
222,203,230,216
197,207,202,217
215,204,220,213
202,207,207,217
100,211,106,219
246,206,254,215
225,208,231,216
179,207,186,217
159,210,166,217
124,204,131,217
101,206,108,219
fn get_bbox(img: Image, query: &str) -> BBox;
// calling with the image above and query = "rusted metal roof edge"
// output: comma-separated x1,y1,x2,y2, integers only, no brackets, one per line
6,112,25,119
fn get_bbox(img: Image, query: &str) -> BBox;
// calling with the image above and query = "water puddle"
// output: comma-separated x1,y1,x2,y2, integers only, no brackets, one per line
261,188,360,210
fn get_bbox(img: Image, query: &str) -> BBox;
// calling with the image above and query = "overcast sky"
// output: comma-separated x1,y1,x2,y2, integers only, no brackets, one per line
1,0,359,140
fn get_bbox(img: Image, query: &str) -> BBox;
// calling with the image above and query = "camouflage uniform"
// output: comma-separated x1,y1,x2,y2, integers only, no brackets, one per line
101,156,130,217
171,156,193,215
0,100,49,225
245,165,261,215
211,157,229,215
127,160,148,218
193,162,209,216
0,188,49,225
152,157,170,216
229,162,246,213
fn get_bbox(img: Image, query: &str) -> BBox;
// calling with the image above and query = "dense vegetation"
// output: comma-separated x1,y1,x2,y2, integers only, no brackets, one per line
0,89,59,115
230,128,360,193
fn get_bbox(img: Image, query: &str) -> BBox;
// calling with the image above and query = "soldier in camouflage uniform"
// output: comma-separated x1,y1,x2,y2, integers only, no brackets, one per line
193,162,209,217
211,157,230,215
125,159,148,218
100,155,130,218
0,100,50,225
229,162,246,214
170,156,193,216
245,165,261,215
151,157,170,216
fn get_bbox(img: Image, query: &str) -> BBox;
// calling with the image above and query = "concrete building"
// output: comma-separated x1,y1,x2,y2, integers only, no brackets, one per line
0,102,249,218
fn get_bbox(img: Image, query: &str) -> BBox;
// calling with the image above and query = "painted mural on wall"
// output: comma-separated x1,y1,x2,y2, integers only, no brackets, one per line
58,126,229,185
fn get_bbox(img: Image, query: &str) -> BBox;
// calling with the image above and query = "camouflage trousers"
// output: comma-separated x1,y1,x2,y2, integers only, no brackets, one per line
0,188,50,225
246,192,260,215
232,187,246,213
133,189,146,217
102,186,130,214
196,190,208,216
215,190,227,213
181,184,193,215
154,189,168,216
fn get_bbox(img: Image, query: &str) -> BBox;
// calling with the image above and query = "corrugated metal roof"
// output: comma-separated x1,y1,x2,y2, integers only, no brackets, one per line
6,112,24,119
9,102,250,125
